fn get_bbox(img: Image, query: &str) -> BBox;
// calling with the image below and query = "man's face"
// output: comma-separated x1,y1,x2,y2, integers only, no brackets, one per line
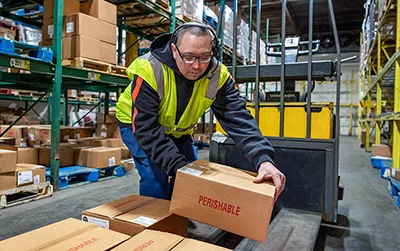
171,33,213,80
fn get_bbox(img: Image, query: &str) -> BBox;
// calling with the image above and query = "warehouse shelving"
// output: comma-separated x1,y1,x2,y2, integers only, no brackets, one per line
358,0,399,169
0,0,252,190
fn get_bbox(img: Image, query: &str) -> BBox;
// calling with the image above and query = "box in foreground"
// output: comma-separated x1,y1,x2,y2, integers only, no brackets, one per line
0,218,130,250
111,229,231,251
170,160,275,243
82,194,188,237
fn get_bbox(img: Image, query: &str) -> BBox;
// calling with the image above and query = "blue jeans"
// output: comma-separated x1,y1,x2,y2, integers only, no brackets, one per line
120,126,198,200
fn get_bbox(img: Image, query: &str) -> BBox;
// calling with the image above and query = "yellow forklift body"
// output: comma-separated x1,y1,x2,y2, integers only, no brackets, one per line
216,102,334,139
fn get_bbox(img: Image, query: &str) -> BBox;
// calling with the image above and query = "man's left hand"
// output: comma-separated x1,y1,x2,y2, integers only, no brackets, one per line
253,162,286,202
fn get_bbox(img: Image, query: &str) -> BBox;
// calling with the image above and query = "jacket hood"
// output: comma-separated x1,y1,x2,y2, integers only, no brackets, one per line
150,33,212,81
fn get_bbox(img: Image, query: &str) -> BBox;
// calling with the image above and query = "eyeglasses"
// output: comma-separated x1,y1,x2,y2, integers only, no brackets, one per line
174,45,213,64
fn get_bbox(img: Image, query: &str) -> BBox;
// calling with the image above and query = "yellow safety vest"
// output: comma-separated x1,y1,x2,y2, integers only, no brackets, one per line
116,53,230,138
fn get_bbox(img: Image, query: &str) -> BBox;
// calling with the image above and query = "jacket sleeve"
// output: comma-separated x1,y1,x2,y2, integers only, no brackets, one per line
211,76,276,171
131,75,188,176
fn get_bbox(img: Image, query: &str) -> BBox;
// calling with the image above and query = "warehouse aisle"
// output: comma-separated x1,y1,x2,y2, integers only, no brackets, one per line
323,136,400,251
1,136,399,251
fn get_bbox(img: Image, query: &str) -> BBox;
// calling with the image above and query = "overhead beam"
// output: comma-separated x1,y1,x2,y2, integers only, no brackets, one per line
285,5,300,34
242,0,304,8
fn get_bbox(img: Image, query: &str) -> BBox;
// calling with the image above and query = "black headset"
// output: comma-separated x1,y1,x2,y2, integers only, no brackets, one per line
170,22,220,58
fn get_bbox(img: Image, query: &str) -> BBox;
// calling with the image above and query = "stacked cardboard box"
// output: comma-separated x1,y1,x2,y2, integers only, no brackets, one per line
0,150,17,191
0,218,130,250
0,218,227,250
0,125,28,147
42,0,117,64
82,195,188,237
237,19,250,62
0,145,38,164
16,164,46,187
111,229,230,251
175,0,204,22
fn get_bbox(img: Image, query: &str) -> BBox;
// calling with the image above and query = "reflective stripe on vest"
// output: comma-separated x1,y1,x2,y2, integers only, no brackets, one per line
140,53,164,100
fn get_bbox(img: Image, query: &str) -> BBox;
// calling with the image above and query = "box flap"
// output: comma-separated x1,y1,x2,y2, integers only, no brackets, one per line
83,195,153,218
180,160,275,196
110,230,184,251
172,239,231,250
0,218,130,250
115,199,172,227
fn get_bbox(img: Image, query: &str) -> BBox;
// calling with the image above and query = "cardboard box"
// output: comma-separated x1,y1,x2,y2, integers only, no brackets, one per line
86,147,121,168
43,13,100,41
0,218,130,250
0,172,16,191
68,137,104,145
43,0,80,19
16,164,46,186
121,147,131,159
28,126,70,143
0,145,39,164
121,159,135,172
361,130,366,146
82,195,188,237
173,238,231,250
90,138,122,148
0,137,16,146
82,0,117,25
170,160,275,243
64,13,100,39
0,125,27,146
73,146,93,166
372,144,392,158
63,35,100,60
70,127,94,139
391,168,400,180
39,147,74,167
0,149,17,174
97,113,118,124
110,230,230,251
100,41,116,64
97,123,118,138
99,20,116,44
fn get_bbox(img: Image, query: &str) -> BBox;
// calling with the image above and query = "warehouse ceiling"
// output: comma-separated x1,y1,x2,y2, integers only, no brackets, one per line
207,0,365,51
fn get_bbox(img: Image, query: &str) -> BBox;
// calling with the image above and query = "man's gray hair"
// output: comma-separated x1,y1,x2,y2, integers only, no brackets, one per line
176,26,214,46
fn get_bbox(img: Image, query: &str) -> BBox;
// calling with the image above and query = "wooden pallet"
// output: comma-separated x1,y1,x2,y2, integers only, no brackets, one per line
78,97,99,102
154,0,170,9
176,14,193,22
62,57,110,73
109,65,127,76
0,182,53,208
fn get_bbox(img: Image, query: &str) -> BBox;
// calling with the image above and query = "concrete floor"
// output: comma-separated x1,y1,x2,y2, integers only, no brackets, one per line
0,136,399,250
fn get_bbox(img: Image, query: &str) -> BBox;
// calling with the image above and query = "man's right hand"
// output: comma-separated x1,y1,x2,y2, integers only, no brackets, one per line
253,162,286,202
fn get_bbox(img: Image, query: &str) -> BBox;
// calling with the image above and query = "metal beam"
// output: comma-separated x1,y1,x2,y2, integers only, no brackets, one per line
228,61,335,83
0,12,42,28
286,5,300,34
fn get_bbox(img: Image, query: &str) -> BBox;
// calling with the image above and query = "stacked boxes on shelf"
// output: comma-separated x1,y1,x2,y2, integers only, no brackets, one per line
237,19,249,62
0,111,131,170
175,0,204,22
222,5,234,49
41,0,117,64
250,30,266,64
0,148,46,191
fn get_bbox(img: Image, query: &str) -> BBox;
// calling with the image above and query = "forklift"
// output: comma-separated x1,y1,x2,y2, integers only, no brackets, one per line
198,0,344,249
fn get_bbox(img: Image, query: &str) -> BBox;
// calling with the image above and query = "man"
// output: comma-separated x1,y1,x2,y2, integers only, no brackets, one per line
116,22,285,201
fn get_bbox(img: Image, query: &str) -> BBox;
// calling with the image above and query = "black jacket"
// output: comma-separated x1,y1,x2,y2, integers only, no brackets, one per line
119,33,275,176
